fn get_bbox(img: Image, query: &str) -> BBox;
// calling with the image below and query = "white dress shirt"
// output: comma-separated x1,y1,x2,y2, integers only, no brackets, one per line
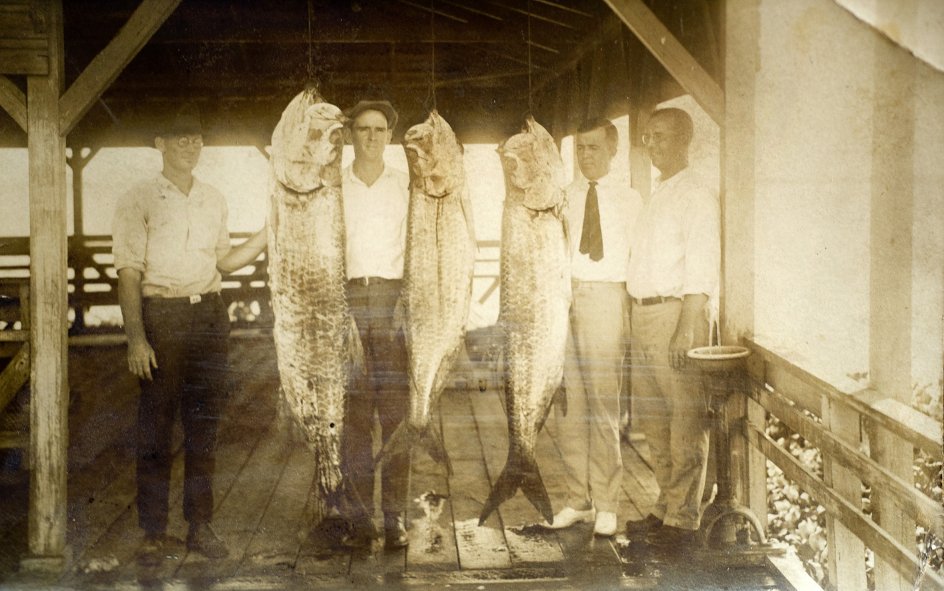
626,167,720,299
112,174,230,298
565,172,642,282
342,164,410,280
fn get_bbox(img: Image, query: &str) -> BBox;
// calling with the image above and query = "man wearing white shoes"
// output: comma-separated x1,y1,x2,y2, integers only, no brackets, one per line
543,117,642,537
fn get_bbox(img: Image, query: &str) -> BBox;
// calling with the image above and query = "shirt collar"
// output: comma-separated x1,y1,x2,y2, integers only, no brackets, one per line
156,173,201,199
578,171,627,191
344,163,392,187
654,166,691,192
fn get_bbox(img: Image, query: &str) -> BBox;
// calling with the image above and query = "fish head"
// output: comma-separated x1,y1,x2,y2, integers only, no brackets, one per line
403,110,464,198
498,117,565,210
271,90,347,194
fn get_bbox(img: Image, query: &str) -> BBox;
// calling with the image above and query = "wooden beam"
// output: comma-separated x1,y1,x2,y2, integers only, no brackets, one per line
0,74,26,131
0,343,29,413
602,0,724,123
25,0,68,569
58,0,181,136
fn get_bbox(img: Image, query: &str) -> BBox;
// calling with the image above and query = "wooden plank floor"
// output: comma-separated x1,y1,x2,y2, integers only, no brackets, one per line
0,340,790,590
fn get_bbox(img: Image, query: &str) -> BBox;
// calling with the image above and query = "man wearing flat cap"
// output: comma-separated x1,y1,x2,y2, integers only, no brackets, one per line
113,103,232,565
340,99,412,550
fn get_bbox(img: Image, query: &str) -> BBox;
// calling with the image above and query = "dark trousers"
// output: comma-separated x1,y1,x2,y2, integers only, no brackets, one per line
137,293,230,536
344,278,410,520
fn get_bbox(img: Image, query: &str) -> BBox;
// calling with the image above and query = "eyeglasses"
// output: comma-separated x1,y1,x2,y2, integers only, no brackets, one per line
641,132,678,147
173,135,204,148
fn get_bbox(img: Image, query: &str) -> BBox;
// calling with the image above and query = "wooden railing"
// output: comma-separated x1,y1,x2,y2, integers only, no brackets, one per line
0,235,504,338
740,338,944,591
0,234,273,337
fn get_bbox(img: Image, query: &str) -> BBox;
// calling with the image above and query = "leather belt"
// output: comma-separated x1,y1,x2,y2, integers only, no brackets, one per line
347,276,401,287
146,292,220,305
632,295,681,306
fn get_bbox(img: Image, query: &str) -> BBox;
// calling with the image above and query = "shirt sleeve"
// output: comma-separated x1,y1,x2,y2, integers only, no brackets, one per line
681,185,720,297
215,194,231,261
111,188,148,273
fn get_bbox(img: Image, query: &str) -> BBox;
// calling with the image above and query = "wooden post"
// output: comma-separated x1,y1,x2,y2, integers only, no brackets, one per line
823,397,868,590
21,0,69,574
868,17,917,591
67,147,96,333
723,0,765,526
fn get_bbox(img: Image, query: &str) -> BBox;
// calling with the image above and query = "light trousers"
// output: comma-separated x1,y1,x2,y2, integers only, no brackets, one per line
556,281,627,514
631,299,710,530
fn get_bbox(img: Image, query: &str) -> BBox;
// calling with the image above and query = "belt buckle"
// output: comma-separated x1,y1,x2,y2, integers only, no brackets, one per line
189,294,202,304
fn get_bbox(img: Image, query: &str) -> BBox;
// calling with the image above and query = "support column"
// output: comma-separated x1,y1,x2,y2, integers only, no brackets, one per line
868,11,916,590
67,147,96,333
722,0,764,526
21,0,69,574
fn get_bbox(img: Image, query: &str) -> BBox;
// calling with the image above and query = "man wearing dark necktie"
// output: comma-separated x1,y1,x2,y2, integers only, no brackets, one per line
540,117,642,537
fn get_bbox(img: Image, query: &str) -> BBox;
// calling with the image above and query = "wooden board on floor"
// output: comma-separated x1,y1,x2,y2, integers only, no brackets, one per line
402,406,459,572
237,441,316,576
175,425,286,580
469,389,564,568
441,389,512,571
540,421,622,573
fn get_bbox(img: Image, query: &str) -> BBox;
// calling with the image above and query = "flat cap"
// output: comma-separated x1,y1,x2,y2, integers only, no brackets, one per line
344,100,398,131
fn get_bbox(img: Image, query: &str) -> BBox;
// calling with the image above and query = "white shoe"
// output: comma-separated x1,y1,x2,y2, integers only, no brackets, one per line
593,511,617,537
540,506,595,529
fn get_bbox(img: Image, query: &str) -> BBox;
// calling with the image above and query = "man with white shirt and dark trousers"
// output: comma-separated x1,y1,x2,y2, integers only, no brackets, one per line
624,108,720,549
113,105,231,565
542,117,642,537
340,100,412,551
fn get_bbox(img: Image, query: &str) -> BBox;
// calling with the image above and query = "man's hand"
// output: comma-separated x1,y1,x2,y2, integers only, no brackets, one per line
127,337,158,380
669,293,709,370
669,325,695,370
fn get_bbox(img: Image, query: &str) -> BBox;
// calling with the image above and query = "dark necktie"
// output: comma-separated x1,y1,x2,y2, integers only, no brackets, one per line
578,181,603,262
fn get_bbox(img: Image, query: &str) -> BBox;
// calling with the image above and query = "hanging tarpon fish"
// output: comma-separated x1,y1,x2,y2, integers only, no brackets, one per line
378,110,476,471
267,88,364,525
479,117,570,526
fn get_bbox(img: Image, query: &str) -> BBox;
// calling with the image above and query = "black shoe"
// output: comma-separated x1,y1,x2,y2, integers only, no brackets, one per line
646,525,696,549
383,512,408,550
626,514,663,536
137,533,164,567
187,523,229,559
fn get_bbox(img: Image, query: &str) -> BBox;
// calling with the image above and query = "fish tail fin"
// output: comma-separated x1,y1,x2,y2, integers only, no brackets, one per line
375,421,417,467
328,474,376,536
478,447,552,526
347,316,365,375
393,296,407,338
376,419,453,477
553,383,567,417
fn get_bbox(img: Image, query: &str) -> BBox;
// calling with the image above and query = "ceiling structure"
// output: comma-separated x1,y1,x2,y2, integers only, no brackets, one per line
0,0,721,147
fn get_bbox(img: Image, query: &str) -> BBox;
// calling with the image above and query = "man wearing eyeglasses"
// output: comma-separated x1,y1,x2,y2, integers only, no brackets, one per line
541,117,641,538
113,104,232,565
624,108,720,550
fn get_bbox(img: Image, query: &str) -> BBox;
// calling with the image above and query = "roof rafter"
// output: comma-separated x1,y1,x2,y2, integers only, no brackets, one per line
603,0,723,122
59,0,181,136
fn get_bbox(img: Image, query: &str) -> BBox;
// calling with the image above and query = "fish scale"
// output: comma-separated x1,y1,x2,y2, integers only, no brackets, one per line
266,89,364,526
479,117,571,526
377,111,476,472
